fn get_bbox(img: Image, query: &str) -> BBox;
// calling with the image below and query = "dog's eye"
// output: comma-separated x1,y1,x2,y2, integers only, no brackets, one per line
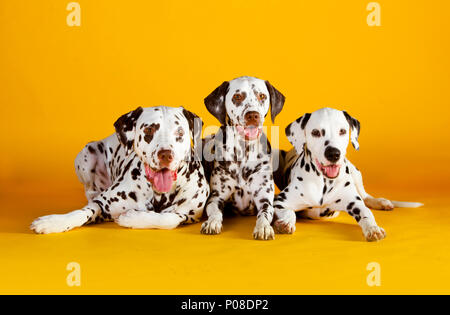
258,93,267,101
176,127,184,137
144,126,156,136
311,129,321,137
233,94,243,102
340,129,347,136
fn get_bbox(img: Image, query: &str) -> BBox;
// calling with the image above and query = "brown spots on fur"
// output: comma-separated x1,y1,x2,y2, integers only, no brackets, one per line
144,123,160,144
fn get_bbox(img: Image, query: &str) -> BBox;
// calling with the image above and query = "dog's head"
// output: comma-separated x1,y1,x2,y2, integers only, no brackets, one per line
114,106,202,193
204,76,285,140
285,107,361,179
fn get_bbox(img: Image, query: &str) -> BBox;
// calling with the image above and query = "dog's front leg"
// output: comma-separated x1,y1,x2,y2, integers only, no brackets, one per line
273,180,310,234
339,195,386,242
250,171,275,240
117,186,209,229
116,208,185,230
31,179,148,234
201,167,236,235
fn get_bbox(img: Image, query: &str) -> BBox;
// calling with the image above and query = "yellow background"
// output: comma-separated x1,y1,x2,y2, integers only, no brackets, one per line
0,0,449,294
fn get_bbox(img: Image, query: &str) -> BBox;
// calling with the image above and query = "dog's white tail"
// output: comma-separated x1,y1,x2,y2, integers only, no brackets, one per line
391,201,424,208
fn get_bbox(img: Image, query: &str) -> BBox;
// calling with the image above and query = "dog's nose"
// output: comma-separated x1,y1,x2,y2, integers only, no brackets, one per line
324,146,341,163
244,111,260,126
157,149,174,166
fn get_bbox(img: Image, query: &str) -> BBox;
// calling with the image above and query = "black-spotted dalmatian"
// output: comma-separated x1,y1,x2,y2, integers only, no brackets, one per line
273,107,423,242
31,106,209,234
200,76,285,240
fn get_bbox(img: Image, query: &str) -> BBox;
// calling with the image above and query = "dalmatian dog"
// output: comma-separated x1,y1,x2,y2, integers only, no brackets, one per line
200,76,285,240
273,107,423,242
30,106,209,234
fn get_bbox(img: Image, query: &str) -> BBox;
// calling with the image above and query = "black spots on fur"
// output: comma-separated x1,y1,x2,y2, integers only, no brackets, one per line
335,199,341,204
319,197,323,205
242,167,253,181
300,157,305,168
320,208,335,217
285,124,292,137
324,140,329,146
176,198,187,206
121,160,133,178
345,181,350,187
356,196,362,201
346,166,350,174
300,113,311,130
323,185,327,194
88,146,96,154
93,200,103,209
97,143,104,154
310,162,316,173
305,163,310,173
348,207,361,222
109,197,120,203
117,191,127,200
113,145,121,159
277,192,287,202
347,202,355,210
297,177,303,181
131,168,141,180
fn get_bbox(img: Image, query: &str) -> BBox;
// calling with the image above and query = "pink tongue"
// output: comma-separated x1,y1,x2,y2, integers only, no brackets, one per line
324,165,340,178
146,166,175,193
244,127,259,139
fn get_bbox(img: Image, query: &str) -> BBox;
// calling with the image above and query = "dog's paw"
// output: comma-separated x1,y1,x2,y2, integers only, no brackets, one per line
363,226,386,242
253,222,275,240
364,197,394,211
200,218,223,235
274,219,296,234
116,210,141,228
30,214,80,234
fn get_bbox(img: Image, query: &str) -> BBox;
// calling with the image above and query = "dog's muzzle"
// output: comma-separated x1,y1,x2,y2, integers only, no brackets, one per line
236,111,262,140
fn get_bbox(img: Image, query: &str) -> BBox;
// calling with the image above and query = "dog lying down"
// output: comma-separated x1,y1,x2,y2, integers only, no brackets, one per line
31,106,209,234
273,107,423,242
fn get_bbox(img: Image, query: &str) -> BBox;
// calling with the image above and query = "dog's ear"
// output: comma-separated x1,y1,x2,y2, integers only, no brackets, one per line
285,113,311,154
204,81,229,125
114,106,143,155
182,107,203,159
265,81,286,123
343,111,361,150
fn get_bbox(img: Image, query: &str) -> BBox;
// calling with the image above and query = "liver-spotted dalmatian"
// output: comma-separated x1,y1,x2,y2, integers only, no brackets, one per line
200,76,285,240
273,107,423,241
31,106,209,234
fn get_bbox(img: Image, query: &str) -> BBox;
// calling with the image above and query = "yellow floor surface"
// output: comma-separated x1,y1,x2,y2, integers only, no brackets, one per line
0,181,448,295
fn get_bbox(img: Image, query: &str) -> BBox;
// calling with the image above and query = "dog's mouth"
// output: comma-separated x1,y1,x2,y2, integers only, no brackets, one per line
236,125,262,140
144,164,177,193
315,159,341,179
